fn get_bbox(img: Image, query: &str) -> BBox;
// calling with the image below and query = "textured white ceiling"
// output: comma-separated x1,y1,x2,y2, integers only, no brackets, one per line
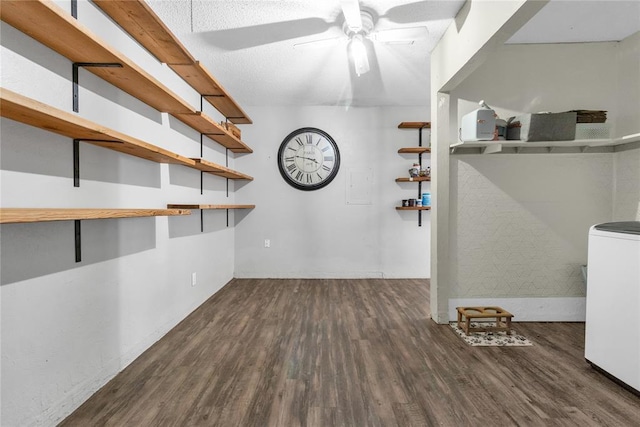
147,0,640,108
508,0,639,44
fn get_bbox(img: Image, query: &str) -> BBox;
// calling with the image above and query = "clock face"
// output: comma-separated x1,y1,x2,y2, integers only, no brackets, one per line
277,127,340,191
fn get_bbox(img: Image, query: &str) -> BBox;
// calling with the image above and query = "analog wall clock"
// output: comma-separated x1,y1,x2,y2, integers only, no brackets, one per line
277,127,340,191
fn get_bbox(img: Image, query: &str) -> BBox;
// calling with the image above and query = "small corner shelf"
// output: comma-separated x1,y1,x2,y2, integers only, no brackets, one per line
398,122,431,129
395,206,431,211
190,159,253,180
92,0,252,125
398,147,431,154
396,177,431,182
395,121,432,226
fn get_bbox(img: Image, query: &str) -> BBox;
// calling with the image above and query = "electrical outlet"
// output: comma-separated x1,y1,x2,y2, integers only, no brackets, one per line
191,272,197,287
264,239,270,248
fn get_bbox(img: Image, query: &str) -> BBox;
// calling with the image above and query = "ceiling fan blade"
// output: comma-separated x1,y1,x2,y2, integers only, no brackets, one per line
194,18,331,51
293,36,344,49
341,0,363,31
370,26,429,44
382,1,465,24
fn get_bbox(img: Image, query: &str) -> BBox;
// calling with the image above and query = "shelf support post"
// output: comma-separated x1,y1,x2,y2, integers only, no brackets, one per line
75,219,82,263
226,148,230,198
73,63,123,113
200,209,204,232
72,139,122,187
418,127,423,227
73,139,80,187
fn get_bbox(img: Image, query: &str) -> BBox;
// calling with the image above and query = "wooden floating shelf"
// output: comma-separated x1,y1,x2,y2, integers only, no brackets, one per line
191,159,254,180
174,112,252,153
396,177,431,182
93,0,195,65
398,122,431,129
0,208,191,224
398,147,431,154
0,0,193,114
93,0,252,125
167,204,255,210
396,206,431,211
170,62,252,124
0,88,196,167
0,0,252,152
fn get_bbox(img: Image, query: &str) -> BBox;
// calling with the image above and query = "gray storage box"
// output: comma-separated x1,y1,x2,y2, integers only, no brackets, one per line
507,112,577,142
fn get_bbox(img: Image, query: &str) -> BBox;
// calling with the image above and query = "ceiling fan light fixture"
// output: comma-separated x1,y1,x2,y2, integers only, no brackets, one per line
349,34,370,76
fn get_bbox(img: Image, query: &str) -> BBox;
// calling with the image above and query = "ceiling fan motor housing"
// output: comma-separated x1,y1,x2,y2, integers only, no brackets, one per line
343,10,375,37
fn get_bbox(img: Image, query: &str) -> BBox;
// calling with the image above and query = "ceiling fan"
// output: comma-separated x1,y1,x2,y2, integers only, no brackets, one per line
295,0,429,76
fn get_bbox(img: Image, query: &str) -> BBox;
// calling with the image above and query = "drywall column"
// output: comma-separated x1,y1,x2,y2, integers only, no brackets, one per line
429,0,547,323
430,92,451,323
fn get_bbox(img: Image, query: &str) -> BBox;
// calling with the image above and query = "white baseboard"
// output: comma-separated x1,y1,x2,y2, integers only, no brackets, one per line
448,297,586,322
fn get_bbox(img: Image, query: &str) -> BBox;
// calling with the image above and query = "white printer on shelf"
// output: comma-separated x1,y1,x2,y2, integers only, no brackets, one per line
460,100,497,142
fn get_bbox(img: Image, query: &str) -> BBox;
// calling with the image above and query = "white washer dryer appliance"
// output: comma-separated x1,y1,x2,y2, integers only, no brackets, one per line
585,221,640,393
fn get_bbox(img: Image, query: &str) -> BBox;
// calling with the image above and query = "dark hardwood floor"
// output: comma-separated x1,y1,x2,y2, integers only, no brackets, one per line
61,279,640,426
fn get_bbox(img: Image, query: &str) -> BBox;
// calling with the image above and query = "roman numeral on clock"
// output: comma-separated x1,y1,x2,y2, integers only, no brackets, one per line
287,163,296,173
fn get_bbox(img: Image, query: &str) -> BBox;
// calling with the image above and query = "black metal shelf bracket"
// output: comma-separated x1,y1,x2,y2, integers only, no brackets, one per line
73,63,123,113
75,219,82,262
73,139,122,187
197,209,231,232
225,148,230,198
73,139,80,188
418,127,424,227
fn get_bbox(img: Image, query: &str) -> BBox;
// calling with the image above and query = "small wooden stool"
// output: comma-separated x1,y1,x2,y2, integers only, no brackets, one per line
456,306,514,335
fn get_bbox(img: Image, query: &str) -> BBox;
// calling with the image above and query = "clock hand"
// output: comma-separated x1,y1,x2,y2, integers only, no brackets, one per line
295,155,319,164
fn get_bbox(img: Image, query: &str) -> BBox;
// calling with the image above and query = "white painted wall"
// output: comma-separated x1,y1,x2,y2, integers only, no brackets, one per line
613,146,640,221
444,38,639,321
449,153,612,299
234,105,431,278
1,1,242,425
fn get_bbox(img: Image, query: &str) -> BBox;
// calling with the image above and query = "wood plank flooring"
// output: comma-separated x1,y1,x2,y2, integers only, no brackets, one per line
61,279,640,426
